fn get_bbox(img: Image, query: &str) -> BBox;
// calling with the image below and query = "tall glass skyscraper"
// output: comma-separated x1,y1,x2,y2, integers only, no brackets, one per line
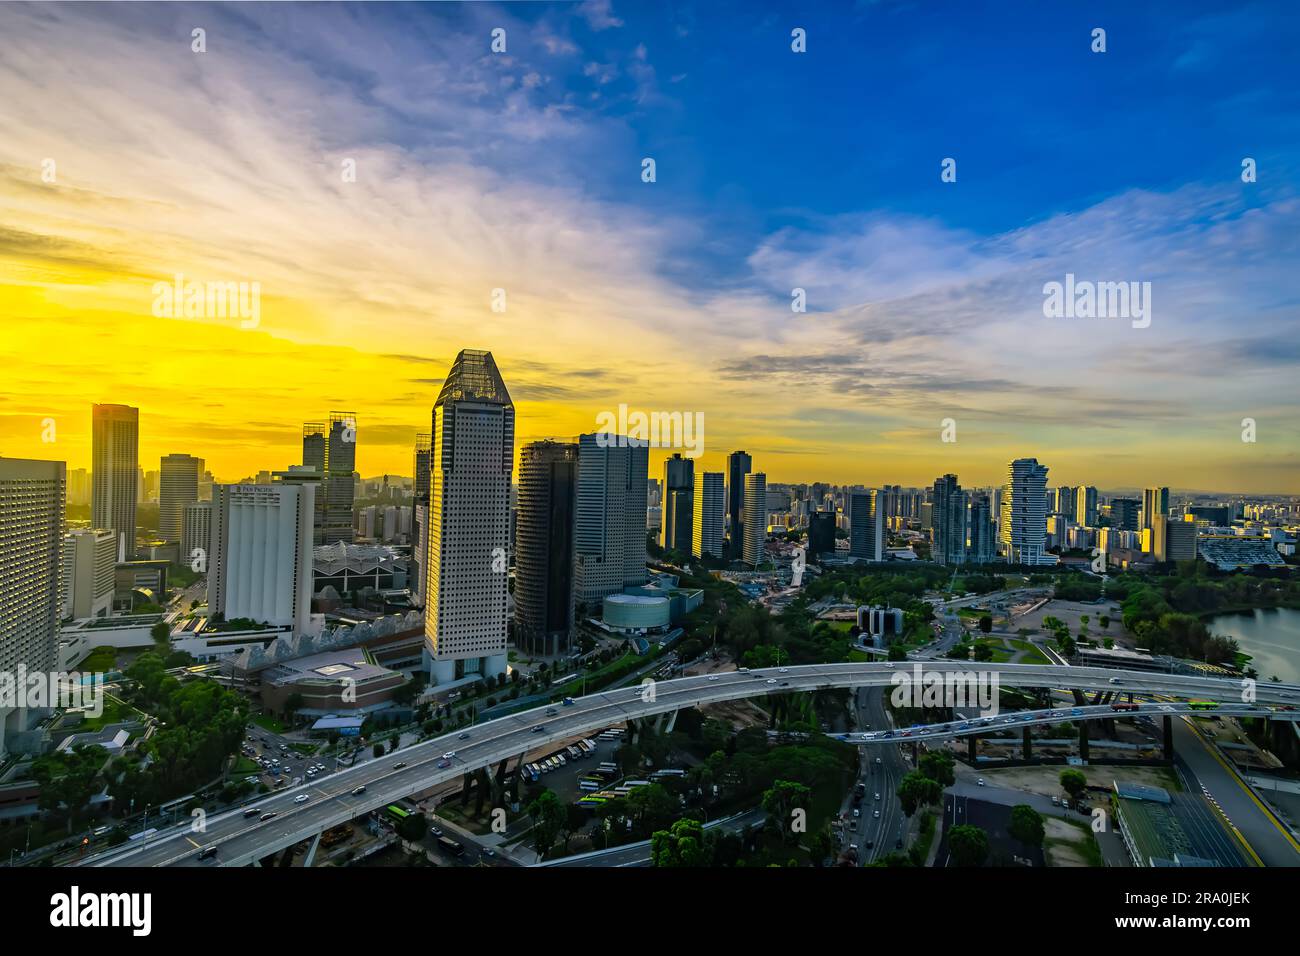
726,450,752,559
1000,458,1052,565
159,453,201,542
931,474,967,565
515,440,577,656
92,403,138,560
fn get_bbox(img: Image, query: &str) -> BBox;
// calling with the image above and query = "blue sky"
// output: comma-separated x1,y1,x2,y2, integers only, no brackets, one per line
2,0,1298,490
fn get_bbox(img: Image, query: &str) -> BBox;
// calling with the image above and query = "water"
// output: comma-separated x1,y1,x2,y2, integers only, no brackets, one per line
1207,607,1300,684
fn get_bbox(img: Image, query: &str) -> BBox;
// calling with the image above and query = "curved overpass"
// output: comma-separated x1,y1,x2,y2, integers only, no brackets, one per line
82,661,1300,867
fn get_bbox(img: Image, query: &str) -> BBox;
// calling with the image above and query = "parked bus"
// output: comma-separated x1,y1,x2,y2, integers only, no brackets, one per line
385,804,410,822
437,835,465,857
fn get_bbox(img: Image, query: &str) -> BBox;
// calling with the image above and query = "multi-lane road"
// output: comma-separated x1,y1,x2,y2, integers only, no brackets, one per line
82,661,1300,867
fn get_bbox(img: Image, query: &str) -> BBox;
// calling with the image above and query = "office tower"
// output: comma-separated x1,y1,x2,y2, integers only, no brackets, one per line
413,433,432,507
1055,486,1076,522
931,475,967,565
209,473,317,634
423,350,513,686
322,411,357,545
1075,486,1099,526
808,511,836,556
92,403,139,560
574,433,649,605
60,528,115,620
159,453,201,542
692,471,725,559
849,489,884,562
968,493,996,564
0,458,65,757
1111,497,1141,532
515,440,578,656
66,467,91,507
1152,514,1198,563
141,469,159,504
302,422,327,472
1000,458,1051,565
1142,486,1170,531
726,450,752,558
660,453,695,553
742,472,767,566
181,500,211,569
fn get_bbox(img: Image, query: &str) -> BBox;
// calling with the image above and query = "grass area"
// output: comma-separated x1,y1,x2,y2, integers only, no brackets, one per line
231,756,261,776
289,743,319,756
1044,817,1104,867
76,695,137,732
252,714,288,734
913,810,937,865
1007,639,1051,665
824,620,853,632
847,649,873,663
79,646,117,673
974,639,1014,663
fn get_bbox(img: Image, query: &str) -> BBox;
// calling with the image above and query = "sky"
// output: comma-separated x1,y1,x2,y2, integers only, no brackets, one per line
1,0,1299,492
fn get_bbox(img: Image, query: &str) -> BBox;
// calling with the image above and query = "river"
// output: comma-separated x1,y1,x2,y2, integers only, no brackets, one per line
1207,607,1300,684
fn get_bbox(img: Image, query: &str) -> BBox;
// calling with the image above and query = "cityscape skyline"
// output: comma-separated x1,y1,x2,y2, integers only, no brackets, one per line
2,3,1299,491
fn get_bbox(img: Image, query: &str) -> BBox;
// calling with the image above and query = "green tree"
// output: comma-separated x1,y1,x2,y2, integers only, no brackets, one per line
1059,768,1087,800
761,780,812,842
31,743,107,832
918,751,955,787
396,812,429,842
1009,804,1045,847
896,771,942,817
526,790,566,858
949,824,989,866
651,817,709,867
150,621,171,645
978,615,993,634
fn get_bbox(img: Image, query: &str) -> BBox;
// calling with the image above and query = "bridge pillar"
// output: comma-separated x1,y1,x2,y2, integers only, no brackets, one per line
1022,726,1032,761
967,734,977,764
1078,722,1089,762
1090,691,1103,707
663,709,679,734
1071,689,1087,707
1163,715,1174,760
302,830,323,868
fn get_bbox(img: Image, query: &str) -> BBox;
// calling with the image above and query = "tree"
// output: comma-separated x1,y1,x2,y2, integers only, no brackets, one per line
1009,804,1045,847
150,621,171,645
761,780,812,842
31,743,106,833
651,817,709,867
1099,615,1110,630
526,791,565,858
896,771,942,817
1059,768,1087,800
396,812,429,842
948,824,989,866
978,615,993,634
918,751,955,788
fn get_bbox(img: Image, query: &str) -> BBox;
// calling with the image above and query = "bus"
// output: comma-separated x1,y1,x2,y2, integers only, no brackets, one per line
437,835,465,857
1188,700,1220,711
385,804,411,822
579,779,602,792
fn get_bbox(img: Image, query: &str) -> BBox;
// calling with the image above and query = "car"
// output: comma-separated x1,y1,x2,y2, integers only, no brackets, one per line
483,848,496,858
458,732,470,740
1109,677,1121,684
437,759,451,769
443,751,457,760
394,761,407,769
315,764,326,772
546,708,558,716
766,679,777,685
243,808,260,818
351,785,367,796
848,820,857,832
244,775,259,784
778,668,789,673
885,663,895,669
866,839,875,850
874,792,881,801
708,675,719,682
900,731,911,738
196,845,218,861
875,757,882,764
780,681,790,687
294,794,309,804
1051,795,1059,806
260,812,277,821
531,726,545,734
1070,708,1084,716
852,809,860,818
976,778,985,787
430,826,444,837
873,810,880,818
563,698,576,706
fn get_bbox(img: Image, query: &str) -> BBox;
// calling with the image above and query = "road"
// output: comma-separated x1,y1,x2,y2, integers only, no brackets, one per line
79,660,1300,867
848,688,910,862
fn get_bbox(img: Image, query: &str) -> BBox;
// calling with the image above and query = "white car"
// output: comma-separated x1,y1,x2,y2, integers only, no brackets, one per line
708,675,720,682
976,778,986,787
873,810,880,818
294,794,309,804
442,751,457,760
766,679,777,685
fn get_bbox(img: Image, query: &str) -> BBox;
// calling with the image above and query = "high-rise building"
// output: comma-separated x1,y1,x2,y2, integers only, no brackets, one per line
742,472,767,566
181,500,211,570
660,453,695,554
60,528,115,620
967,493,996,564
1000,458,1052,565
1075,486,1099,526
1111,497,1141,532
849,489,884,562
726,450,752,559
1055,486,1077,522
931,475,967,565
574,434,649,605
423,350,513,686
692,471,725,559
515,440,578,656
0,457,65,757
323,412,357,545
159,453,201,542
413,433,432,507
1152,514,1198,563
808,511,836,556
209,474,316,634
302,422,327,473
67,467,91,506
92,403,138,561
1142,486,1170,531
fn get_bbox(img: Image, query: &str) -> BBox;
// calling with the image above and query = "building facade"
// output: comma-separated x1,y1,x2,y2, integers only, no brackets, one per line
726,450,752,559
692,471,726,559
515,440,578,656
849,489,884,562
931,474,967,565
1000,458,1052,565
159,453,201,542
574,433,649,607
92,403,138,560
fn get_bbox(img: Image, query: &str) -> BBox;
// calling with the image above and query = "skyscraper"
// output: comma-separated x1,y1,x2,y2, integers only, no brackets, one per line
931,474,967,565
574,433,649,605
660,453,695,554
181,500,211,570
61,528,115,620
324,411,357,545
967,493,996,564
92,403,138,560
692,471,725,559
159,453,201,542
1075,485,1099,526
1152,514,1198,563
1055,485,1076,522
849,489,884,562
742,472,767,566
1111,497,1141,532
209,472,316,634
808,511,836,556
726,450,752,559
1000,458,1052,565
1142,486,1170,531
0,457,64,757
515,440,577,656
411,432,432,604
424,350,513,686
